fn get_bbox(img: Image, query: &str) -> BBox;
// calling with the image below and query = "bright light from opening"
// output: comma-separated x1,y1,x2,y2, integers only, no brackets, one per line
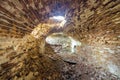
50,16,65,21
50,16,67,27
60,20,66,27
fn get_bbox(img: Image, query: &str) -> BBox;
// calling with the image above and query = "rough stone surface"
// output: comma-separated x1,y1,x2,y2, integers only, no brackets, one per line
0,0,120,80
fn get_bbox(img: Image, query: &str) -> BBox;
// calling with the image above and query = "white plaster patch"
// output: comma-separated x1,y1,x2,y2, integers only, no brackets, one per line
99,50,104,53
104,47,115,54
107,62,120,78
69,37,81,53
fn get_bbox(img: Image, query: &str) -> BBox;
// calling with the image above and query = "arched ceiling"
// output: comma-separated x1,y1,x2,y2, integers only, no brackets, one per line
0,0,120,79
0,0,73,37
0,0,120,46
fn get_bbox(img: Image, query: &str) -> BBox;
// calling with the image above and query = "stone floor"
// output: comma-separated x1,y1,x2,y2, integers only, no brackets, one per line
0,37,120,80
50,43,120,80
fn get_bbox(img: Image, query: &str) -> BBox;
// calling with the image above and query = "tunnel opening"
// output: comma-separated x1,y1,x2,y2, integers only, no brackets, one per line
0,0,120,80
46,32,81,54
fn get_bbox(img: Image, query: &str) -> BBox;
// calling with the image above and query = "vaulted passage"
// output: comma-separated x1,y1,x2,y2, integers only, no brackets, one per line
0,0,120,80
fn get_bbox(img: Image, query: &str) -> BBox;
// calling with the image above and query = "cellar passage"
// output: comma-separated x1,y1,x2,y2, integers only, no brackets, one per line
0,0,120,80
